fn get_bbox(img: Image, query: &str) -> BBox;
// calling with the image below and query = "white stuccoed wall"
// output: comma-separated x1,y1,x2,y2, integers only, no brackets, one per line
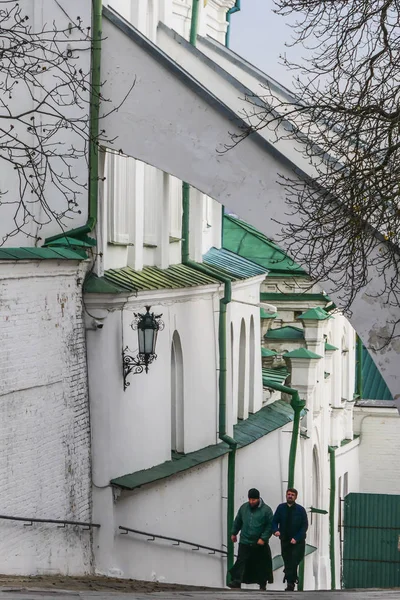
86,276,264,487
114,459,227,586
87,286,220,491
95,424,293,587
0,260,92,574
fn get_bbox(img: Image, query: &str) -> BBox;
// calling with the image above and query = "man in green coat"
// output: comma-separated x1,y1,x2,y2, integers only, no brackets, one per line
228,488,273,590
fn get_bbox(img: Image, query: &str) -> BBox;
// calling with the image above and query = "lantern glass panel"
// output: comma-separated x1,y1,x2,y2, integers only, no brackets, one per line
138,328,145,354
144,327,156,354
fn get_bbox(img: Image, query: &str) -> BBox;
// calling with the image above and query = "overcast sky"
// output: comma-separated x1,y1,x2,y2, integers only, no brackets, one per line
229,0,297,89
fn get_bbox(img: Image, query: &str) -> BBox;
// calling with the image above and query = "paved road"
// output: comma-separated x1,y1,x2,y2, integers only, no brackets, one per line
0,589,398,600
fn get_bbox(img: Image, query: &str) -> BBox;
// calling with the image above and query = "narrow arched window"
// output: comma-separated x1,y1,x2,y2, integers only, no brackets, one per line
248,316,255,413
171,331,184,453
238,319,246,420
230,322,235,411
341,333,349,401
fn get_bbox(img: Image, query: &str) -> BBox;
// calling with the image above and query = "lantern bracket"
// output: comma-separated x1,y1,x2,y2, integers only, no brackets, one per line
122,306,164,390
122,347,158,390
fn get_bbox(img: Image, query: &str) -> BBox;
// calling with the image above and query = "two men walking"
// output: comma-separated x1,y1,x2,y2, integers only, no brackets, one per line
229,487,308,592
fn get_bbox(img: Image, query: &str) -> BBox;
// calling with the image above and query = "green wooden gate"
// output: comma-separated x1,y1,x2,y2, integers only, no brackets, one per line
343,493,400,588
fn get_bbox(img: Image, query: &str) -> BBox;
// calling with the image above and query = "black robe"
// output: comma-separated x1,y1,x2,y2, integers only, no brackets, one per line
229,542,273,586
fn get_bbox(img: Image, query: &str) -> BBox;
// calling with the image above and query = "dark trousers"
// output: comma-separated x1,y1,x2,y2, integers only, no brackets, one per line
229,543,273,587
281,539,305,584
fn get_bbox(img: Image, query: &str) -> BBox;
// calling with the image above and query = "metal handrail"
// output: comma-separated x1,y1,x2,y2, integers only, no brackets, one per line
118,526,227,555
0,514,100,529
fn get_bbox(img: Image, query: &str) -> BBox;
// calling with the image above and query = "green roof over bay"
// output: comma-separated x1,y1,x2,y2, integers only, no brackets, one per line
262,367,289,386
265,326,305,341
260,309,277,319
261,292,330,303
284,348,322,360
261,348,277,357
223,215,307,276
325,342,338,352
297,307,331,321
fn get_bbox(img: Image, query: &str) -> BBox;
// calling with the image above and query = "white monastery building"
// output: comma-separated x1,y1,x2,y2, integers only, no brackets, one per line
0,0,398,591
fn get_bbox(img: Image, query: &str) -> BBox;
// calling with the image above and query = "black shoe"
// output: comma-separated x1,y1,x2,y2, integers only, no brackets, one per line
285,583,295,591
259,585,266,591
227,581,241,589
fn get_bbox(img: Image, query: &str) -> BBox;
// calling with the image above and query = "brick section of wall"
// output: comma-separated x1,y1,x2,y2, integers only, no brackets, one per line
358,411,400,495
0,263,92,574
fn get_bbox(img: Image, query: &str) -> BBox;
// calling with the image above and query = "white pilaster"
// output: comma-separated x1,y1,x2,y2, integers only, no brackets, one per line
128,160,144,271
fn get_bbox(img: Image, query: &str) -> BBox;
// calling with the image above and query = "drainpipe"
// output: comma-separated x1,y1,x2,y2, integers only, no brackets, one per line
45,0,102,245
328,446,337,590
225,0,240,48
185,6,237,580
182,182,237,578
355,335,363,399
263,381,305,488
189,0,200,46
297,554,305,592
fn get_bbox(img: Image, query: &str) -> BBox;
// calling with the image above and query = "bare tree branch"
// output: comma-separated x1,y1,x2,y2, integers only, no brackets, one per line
227,0,400,343
0,1,134,245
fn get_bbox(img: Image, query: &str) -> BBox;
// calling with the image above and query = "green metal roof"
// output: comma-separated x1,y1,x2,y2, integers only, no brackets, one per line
265,326,305,341
45,235,96,248
284,348,322,359
84,263,222,294
84,274,127,294
261,292,331,303
234,399,293,447
85,250,268,296
0,247,86,260
262,367,289,386
361,344,393,401
297,306,331,321
111,400,293,490
203,247,268,279
261,348,277,357
223,215,307,276
325,342,338,352
260,308,277,319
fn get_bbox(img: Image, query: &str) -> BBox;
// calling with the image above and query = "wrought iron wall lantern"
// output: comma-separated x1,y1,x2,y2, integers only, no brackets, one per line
122,306,164,390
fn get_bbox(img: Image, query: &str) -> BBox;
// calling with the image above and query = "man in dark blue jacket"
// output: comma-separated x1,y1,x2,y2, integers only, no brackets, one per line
272,488,308,591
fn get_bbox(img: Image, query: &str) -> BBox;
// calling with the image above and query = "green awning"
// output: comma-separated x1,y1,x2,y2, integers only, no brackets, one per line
0,247,86,261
